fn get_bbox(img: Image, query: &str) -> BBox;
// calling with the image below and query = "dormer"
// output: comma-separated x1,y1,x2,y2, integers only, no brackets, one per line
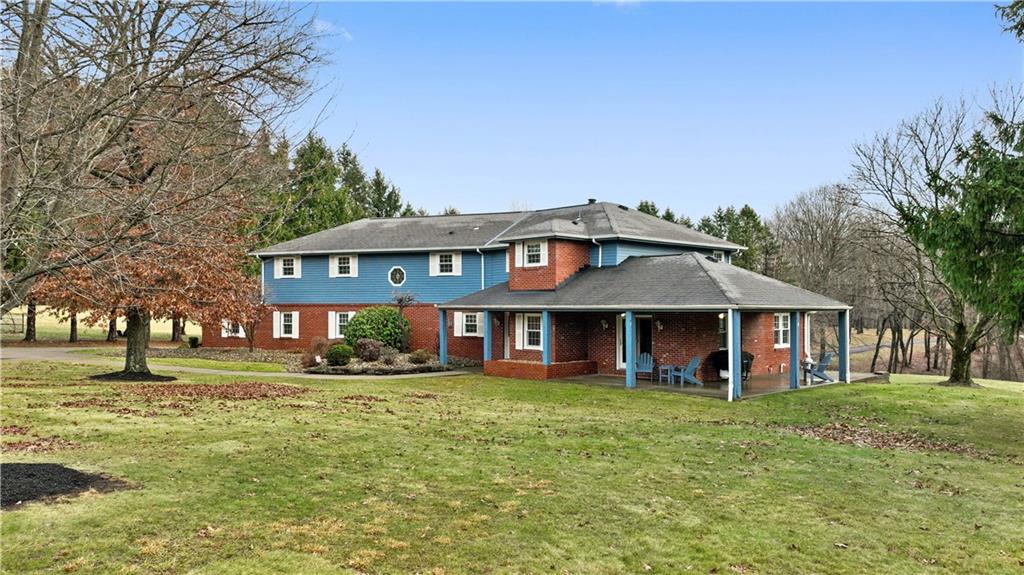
508,238,590,291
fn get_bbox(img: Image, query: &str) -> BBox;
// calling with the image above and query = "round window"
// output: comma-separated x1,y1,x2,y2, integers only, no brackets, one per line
388,266,406,286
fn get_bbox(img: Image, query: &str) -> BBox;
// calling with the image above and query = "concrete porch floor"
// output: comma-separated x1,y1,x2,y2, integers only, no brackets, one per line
553,371,878,399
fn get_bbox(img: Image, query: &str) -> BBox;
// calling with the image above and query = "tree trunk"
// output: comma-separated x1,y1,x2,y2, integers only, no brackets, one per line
869,317,887,373
981,342,991,379
945,327,975,386
924,331,931,372
107,309,118,341
23,300,36,341
171,314,182,342
69,313,78,343
123,307,151,374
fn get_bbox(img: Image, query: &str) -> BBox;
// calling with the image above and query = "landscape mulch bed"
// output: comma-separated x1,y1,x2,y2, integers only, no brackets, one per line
778,422,980,456
89,371,176,382
128,382,308,401
0,463,129,508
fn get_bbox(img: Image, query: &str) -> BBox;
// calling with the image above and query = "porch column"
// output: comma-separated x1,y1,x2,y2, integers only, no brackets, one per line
541,310,552,366
838,309,850,382
625,311,637,389
727,309,742,401
439,309,448,366
789,312,800,389
482,310,492,362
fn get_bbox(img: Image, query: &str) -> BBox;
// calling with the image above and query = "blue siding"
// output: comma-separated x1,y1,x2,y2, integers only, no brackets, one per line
264,250,505,304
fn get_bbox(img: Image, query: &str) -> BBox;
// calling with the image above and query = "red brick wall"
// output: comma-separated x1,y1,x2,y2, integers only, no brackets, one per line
508,239,591,291
484,359,597,380
553,314,589,362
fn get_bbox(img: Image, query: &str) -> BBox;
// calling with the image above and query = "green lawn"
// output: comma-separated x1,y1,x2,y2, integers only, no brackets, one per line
68,349,286,373
1,362,1021,574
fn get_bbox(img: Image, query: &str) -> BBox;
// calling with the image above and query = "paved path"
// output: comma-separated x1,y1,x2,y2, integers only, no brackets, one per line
0,346,472,381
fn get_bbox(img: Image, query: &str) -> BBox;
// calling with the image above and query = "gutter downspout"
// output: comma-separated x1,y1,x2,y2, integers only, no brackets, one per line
476,248,485,290
591,238,603,268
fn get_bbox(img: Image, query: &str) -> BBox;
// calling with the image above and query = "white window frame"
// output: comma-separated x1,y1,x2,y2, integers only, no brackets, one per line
328,310,356,339
718,314,728,349
463,312,479,335
274,256,301,279
220,320,245,338
712,250,725,263
329,255,358,278
514,240,548,268
453,311,484,338
273,310,299,339
774,313,791,348
439,253,454,275
429,252,462,276
525,242,543,266
388,266,406,287
524,313,543,350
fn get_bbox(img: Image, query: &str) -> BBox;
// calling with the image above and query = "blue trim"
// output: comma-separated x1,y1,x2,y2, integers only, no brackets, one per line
731,310,742,400
439,309,448,365
482,310,492,362
541,311,552,366
838,310,849,382
625,311,636,388
789,312,800,389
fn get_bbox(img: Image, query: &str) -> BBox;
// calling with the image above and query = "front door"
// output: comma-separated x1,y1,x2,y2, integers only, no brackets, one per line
616,314,653,369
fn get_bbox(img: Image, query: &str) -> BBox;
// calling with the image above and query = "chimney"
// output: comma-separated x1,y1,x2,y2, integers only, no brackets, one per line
587,198,597,204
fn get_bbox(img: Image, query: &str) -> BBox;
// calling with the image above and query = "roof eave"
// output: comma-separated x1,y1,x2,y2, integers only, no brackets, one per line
438,303,852,311
250,244,509,257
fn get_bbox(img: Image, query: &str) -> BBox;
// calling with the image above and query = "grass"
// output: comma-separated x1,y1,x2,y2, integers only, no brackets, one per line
68,349,286,373
1,305,201,343
1,362,1022,574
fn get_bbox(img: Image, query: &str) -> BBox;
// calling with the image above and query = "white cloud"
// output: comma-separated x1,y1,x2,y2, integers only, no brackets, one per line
314,19,353,42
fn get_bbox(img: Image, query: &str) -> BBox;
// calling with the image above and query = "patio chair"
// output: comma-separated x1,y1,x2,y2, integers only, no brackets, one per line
804,352,835,383
636,352,655,381
670,356,702,387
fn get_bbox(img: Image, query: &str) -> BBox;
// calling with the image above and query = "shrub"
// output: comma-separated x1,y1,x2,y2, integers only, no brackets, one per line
302,337,331,368
408,349,434,365
326,344,353,366
188,336,200,349
380,346,399,365
354,338,383,362
345,306,410,350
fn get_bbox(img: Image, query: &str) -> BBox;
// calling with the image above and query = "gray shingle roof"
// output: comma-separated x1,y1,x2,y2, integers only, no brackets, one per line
253,201,741,256
441,252,849,311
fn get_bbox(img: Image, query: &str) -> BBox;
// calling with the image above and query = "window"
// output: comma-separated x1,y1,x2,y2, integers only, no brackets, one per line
718,314,728,349
281,312,295,337
337,312,350,338
337,256,351,276
275,255,301,278
525,314,542,349
525,242,543,265
281,257,295,276
774,313,790,348
221,320,244,338
712,251,725,263
438,253,454,274
463,312,478,335
389,266,406,286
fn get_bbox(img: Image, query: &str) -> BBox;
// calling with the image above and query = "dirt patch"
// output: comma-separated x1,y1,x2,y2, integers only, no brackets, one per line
128,382,308,401
1,426,32,436
90,371,177,382
779,422,979,456
407,391,441,401
340,394,388,404
1,463,129,508
59,398,118,409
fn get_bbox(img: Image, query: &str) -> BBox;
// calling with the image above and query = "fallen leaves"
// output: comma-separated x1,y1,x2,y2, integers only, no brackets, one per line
129,382,308,401
778,422,979,456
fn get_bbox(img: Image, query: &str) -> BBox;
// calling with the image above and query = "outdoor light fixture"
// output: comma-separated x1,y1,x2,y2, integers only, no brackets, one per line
718,312,725,320
600,319,608,330
655,320,664,332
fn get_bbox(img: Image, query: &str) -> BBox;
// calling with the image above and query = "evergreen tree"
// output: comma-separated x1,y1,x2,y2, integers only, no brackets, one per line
441,206,461,215
337,144,369,219
698,204,779,275
363,169,404,218
661,207,676,223
637,200,659,217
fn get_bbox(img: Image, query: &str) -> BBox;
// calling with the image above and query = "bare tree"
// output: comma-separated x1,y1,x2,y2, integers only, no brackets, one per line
1,1,321,313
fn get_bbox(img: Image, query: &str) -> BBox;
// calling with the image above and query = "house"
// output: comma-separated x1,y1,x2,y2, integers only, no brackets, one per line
203,200,851,400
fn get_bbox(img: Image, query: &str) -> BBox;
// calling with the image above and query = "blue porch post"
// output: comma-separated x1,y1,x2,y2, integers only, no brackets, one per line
625,311,636,389
541,310,552,366
482,310,492,362
838,309,850,382
789,311,801,389
729,309,742,401
438,309,448,366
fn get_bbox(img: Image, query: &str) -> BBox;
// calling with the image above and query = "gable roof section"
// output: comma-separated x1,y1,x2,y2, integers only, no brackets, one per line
253,201,742,256
441,252,849,311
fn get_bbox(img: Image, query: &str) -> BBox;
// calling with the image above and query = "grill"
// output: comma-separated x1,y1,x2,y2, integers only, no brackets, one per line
707,350,754,381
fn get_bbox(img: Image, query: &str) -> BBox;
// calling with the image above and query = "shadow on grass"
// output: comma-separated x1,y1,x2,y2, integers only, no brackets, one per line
1,463,130,508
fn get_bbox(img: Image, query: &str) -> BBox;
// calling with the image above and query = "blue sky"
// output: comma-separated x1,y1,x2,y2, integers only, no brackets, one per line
292,2,1021,219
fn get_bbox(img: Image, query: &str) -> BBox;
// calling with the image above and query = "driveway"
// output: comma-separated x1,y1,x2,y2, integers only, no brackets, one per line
0,346,472,381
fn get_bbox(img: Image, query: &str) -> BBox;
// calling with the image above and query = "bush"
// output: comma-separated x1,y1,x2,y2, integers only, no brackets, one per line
188,336,200,349
345,306,410,350
326,344,354,366
380,346,399,365
302,337,331,368
408,349,434,365
354,338,383,362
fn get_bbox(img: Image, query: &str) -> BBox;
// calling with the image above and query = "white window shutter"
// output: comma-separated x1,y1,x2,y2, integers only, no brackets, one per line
238,324,246,338
328,311,337,339
293,257,302,279
505,249,510,273
274,258,283,279
220,320,230,338
350,255,359,277
454,312,463,337
328,256,337,278
515,313,524,350
452,252,462,276
476,312,484,338
539,240,549,266
514,243,523,267
291,311,300,339
272,311,281,338
429,253,439,277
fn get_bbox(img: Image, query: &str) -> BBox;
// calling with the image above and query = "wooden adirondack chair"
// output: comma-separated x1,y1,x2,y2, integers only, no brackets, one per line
670,356,702,387
636,352,655,381
804,352,835,383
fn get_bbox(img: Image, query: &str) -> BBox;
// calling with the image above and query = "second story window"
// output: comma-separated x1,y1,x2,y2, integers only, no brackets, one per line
430,252,461,276
439,253,454,274
330,254,358,278
389,266,406,287
274,256,301,279
525,242,542,265
337,256,351,276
